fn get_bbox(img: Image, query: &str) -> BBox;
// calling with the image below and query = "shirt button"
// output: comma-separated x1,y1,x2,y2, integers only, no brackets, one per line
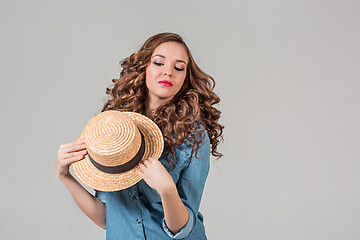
132,195,136,200
136,219,141,223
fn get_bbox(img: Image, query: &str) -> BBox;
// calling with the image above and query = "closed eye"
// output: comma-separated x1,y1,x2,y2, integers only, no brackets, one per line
174,66,184,71
153,61,184,71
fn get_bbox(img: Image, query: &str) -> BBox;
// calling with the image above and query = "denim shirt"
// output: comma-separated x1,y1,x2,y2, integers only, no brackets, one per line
95,128,210,240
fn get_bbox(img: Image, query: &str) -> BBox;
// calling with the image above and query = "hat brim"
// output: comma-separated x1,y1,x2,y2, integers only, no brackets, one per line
71,111,164,191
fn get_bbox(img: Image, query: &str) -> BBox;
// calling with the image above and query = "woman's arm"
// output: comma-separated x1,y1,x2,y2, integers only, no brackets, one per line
57,141,106,229
159,183,189,234
136,158,188,234
60,174,107,229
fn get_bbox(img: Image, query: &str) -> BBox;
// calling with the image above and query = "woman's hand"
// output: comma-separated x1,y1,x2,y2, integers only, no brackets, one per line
135,157,176,196
56,140,88,180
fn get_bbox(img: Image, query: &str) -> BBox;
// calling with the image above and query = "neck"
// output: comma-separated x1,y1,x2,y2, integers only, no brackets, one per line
145,96,173,118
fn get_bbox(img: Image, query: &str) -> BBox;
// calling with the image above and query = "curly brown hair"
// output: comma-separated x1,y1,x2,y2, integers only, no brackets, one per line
101,32,223,167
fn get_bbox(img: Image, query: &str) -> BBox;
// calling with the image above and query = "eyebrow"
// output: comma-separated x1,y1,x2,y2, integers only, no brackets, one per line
152,54,187,65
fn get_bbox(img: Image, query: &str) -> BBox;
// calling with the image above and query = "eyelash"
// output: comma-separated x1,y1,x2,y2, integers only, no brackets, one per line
153,62,184,71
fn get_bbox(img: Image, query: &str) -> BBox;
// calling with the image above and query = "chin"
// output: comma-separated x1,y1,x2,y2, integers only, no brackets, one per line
158,95,175,100
153,91,176,100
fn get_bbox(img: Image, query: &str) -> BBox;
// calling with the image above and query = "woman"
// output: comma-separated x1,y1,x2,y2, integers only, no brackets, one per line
56,32,223,239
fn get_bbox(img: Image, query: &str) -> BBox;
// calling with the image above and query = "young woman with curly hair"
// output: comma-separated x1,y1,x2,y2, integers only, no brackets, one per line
56,32,223,240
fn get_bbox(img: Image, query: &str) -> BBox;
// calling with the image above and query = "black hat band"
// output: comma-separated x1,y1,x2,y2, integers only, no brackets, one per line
88,131,145,174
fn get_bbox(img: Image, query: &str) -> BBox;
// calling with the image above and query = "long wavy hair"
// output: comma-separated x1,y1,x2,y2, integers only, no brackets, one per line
101,32,223,167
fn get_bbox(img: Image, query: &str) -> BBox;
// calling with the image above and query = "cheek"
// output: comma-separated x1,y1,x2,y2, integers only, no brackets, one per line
176,73,186,86
145,67,154,85
146,66,160,82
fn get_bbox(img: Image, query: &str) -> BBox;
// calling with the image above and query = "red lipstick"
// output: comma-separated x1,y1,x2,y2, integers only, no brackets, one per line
158,80,173,87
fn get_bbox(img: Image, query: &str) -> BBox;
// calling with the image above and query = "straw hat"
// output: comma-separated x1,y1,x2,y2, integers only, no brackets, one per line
71,110,164,191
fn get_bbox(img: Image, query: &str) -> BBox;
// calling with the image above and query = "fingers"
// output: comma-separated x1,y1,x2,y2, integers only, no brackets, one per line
137,158,159,175
62,150,87,160
138,157,159,169
135,167,144,178
56,144,87,178
147,157,156,162
138,160,147,171
59,141,87,154
56,141,87,171
58,141,87,162
61,154,87,165
141,159,151,167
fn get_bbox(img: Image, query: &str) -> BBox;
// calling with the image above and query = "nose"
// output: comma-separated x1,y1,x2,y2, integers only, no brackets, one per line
164,68,172,77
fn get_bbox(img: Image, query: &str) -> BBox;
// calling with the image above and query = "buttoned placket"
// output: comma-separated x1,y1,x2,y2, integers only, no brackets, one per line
129,184,146,240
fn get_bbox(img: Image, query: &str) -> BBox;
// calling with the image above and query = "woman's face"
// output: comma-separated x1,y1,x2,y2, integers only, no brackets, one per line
145,41,188,104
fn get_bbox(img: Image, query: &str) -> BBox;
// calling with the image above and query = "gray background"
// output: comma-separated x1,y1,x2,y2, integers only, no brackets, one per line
0,0,359,239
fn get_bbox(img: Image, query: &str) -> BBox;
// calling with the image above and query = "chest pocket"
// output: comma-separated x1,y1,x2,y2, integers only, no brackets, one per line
137,149,190,208
159,149,189,184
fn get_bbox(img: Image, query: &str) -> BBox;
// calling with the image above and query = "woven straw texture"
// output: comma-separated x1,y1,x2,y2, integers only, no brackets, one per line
71,110,164,191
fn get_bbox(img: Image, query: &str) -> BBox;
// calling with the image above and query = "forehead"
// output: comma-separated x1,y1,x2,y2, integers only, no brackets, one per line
152,42,189,63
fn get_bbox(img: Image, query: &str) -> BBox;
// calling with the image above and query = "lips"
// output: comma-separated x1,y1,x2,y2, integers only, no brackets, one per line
158,80,173,87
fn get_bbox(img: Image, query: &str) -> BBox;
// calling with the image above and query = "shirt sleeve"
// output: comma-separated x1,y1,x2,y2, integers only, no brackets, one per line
161,131,211,239
95,190,107,204
162,205,195,239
